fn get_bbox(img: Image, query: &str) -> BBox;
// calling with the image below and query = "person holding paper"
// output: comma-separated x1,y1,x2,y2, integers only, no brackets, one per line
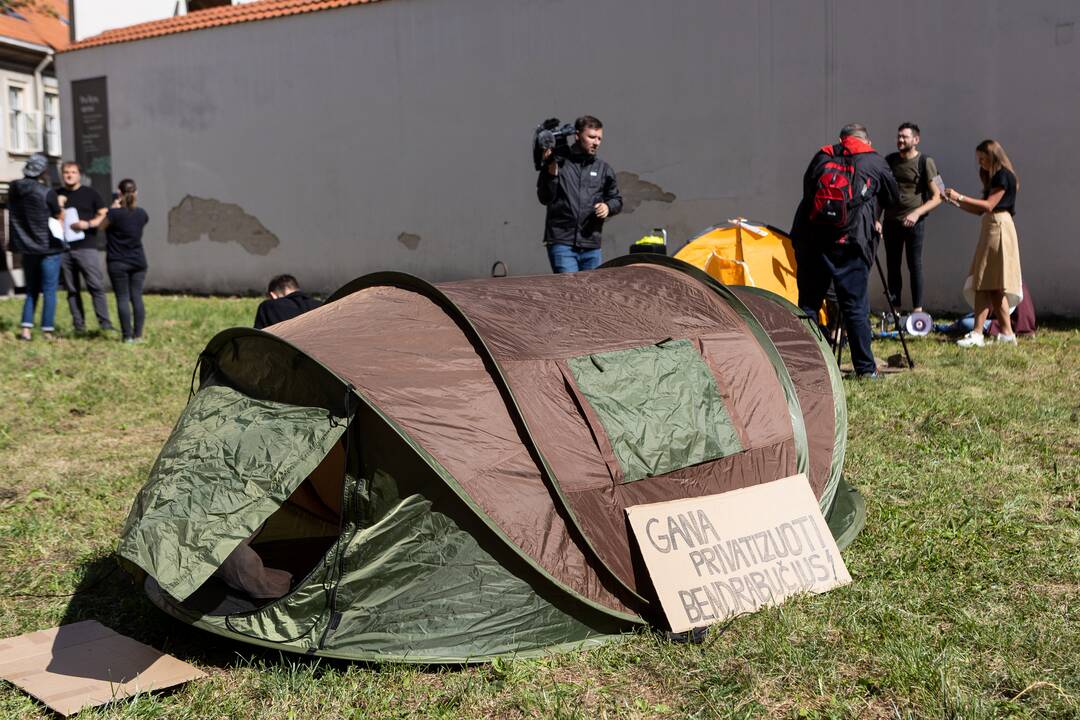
62,206,85,243
883,123,943,313
57,161,114,334
943,139,1022,347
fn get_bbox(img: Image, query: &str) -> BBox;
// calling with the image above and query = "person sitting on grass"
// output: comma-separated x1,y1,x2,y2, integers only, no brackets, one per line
254,274,321,329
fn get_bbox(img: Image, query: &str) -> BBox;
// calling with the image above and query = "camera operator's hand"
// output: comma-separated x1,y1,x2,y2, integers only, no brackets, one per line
594,202,610,219
543,149,558,176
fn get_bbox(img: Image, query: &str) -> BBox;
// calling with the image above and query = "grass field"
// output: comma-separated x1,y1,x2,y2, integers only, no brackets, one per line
0,294,1077,719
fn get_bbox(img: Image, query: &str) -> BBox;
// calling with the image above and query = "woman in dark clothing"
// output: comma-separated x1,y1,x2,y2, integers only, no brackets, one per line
101,179,149,342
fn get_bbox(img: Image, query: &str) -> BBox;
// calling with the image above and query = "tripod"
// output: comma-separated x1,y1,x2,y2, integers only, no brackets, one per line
832,252,915,371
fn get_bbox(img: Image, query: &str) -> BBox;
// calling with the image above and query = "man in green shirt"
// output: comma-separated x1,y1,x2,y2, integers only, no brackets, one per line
883,123,942,312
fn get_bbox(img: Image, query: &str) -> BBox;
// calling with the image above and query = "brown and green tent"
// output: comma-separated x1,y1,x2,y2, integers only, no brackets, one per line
118,255,863,662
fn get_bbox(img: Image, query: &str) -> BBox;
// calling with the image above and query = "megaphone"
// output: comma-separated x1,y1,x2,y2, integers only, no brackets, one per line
903,311,933,336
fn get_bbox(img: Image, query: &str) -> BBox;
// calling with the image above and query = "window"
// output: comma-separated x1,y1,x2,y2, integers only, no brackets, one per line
7,85,41,153
8,85,23,151
44,92,60,156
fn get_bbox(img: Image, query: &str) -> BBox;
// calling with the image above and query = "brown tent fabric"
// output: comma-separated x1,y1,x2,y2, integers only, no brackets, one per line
439,266,797,596
731,288,836,499
255,258,846,618
269,284,636,614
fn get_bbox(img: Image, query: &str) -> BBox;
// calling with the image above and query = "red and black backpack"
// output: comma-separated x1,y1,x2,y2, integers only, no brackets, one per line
808,144,872,229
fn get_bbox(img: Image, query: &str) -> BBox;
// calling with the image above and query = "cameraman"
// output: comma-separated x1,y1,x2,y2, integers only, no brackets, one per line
537,115,622,273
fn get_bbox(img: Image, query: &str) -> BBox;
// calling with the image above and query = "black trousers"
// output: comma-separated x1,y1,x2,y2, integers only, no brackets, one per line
107,263,147,340
796,240,876,376
882,218,925,310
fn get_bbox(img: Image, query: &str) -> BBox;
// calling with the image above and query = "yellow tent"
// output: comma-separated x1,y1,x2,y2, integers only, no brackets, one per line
674,219,800,306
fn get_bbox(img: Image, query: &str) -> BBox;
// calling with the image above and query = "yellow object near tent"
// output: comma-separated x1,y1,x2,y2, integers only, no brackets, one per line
674,219,800,307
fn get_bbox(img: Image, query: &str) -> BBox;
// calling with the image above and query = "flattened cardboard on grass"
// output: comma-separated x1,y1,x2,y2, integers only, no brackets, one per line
626,474,851,633
0,620,205,716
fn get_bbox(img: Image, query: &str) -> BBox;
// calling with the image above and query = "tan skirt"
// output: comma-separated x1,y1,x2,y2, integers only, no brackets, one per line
964,211,1022,309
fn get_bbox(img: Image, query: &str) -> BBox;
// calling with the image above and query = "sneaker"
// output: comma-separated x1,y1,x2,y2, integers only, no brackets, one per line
957,331,985,348
995,333,1017,345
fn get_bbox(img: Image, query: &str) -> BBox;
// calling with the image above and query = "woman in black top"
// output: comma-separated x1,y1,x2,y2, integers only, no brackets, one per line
944,139,1022,347
101,179,149,342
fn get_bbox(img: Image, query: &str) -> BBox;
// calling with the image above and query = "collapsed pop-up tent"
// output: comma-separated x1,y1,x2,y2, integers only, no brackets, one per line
674,219,800,306
118,256,863,663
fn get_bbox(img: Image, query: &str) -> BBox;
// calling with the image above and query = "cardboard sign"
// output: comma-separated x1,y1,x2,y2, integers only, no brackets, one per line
0,620,206,716
626,474,851,633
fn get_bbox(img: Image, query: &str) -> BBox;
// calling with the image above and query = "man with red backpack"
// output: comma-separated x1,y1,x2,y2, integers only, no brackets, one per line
791,123,900,379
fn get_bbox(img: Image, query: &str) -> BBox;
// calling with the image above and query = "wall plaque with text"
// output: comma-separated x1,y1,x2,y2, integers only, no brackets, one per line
71,77,112,199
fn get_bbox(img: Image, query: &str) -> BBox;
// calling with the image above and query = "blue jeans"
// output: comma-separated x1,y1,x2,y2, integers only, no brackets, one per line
547,244,602,273
20,252,63,332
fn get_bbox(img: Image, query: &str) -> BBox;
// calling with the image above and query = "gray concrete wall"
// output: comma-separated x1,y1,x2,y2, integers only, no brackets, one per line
56,0,1080,312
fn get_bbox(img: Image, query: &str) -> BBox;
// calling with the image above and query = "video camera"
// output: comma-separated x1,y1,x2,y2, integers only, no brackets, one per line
532,118,575,171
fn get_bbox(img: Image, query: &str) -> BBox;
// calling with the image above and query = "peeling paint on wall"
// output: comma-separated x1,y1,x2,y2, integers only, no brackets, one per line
168,195,279,255
398,232,421,250
617,172,676,214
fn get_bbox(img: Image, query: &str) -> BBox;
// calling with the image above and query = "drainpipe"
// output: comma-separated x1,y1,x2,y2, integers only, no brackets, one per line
33,50,54,154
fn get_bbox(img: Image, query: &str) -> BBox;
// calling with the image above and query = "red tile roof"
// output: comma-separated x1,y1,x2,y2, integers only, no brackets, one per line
0,0,70,51
64,0,381,52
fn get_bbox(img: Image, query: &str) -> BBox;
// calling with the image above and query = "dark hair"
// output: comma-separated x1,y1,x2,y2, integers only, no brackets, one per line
118,178,137,209
898,122,921,137
267,274,299,296
574,115,603,133
839,123,869,140
61,161,80,172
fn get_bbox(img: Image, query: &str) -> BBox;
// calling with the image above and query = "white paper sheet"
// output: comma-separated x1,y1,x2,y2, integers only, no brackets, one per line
931,174,945,196
63,207,85,243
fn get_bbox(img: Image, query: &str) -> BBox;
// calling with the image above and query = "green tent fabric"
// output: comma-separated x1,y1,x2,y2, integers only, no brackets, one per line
118,385,347,601
566,340,742,483
119,258,863,663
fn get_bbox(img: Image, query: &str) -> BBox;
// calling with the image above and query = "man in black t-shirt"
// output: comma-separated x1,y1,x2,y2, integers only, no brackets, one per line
254,274,321,329
57,161,113,332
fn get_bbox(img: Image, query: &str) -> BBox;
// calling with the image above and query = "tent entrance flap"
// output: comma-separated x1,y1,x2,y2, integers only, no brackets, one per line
117,385,349,602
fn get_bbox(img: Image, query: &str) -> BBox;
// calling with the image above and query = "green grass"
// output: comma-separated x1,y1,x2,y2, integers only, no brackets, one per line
0,295,1077,719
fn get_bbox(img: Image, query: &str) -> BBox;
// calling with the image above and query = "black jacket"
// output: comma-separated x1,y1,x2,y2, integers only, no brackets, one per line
790,137,899,266
537,148,622,249
8,178,63,256
254,291,321,329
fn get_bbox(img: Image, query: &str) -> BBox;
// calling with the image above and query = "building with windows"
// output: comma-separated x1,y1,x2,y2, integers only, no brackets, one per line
54,0,1080,312
0,0,67,295
69,0,263,42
